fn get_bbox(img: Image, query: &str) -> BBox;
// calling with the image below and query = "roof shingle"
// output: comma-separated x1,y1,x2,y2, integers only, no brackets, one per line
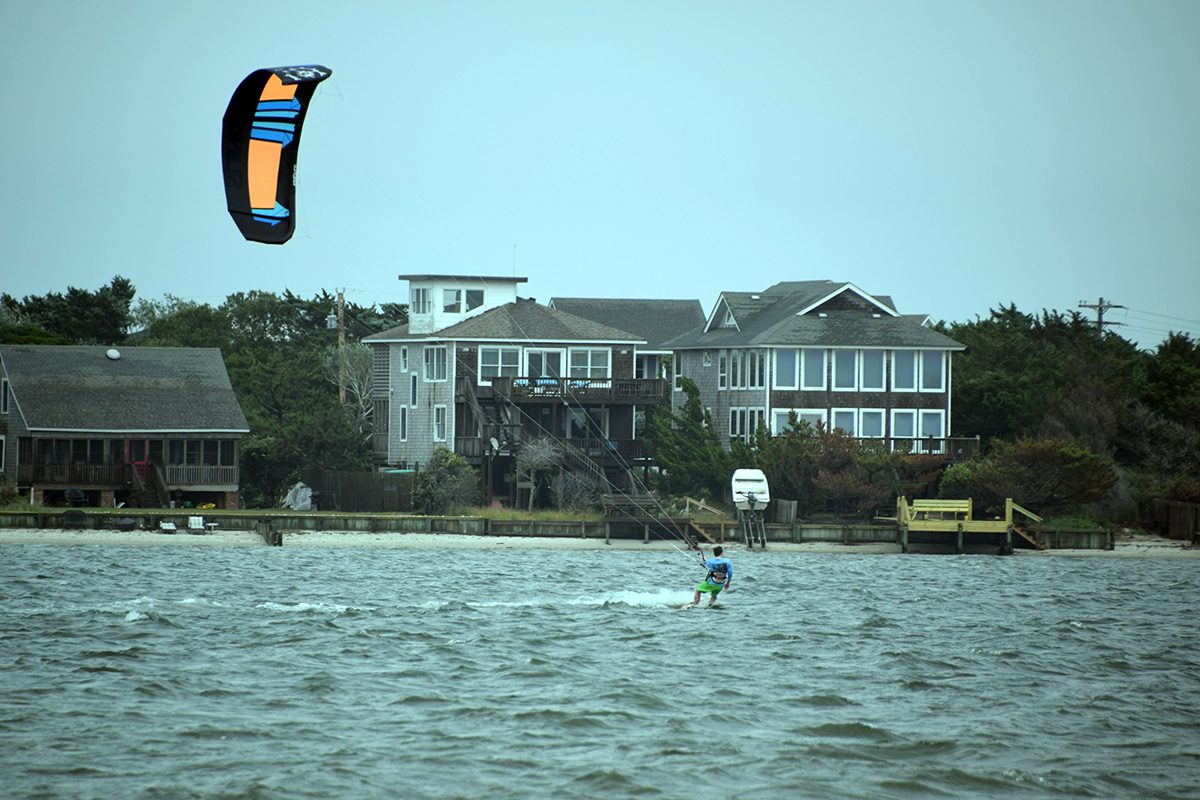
0,345,250,432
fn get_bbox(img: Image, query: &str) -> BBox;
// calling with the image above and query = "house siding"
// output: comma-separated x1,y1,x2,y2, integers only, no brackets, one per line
675,345,954,446
385,342,458,467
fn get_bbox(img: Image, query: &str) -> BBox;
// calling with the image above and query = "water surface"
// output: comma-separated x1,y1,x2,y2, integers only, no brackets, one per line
1,543,1197,799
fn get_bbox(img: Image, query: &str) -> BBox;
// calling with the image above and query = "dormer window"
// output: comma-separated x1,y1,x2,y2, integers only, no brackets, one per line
723,310,735,327
411,287,431,315
443,289,461,313
466,289,484,311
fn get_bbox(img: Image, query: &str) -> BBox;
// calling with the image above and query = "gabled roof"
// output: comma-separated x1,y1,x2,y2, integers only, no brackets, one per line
548,298,704,350
669,280,963,350
364,299,645,344
0,345,250,433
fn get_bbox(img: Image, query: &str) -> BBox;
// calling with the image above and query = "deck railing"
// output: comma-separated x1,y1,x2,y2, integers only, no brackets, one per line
161,465,239,486
17,463,238,486
455,433,645,462
857,437,981,458
18,464,127,484
485,377,668,404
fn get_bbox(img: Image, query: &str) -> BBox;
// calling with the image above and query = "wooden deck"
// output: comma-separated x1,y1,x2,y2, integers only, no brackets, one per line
896,497,1044,554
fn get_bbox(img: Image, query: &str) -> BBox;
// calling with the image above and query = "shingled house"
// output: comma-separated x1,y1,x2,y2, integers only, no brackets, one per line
664,280,972,454
364,275,676,504
0,345,249,508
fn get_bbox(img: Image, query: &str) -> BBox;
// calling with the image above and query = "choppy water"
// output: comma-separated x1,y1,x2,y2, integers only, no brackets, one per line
1,543,1197,799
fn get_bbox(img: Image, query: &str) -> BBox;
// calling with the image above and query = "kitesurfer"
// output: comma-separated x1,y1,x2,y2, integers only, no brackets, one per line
687,545,732,607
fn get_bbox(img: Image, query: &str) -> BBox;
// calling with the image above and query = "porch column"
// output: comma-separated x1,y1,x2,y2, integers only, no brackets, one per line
100,490,116,508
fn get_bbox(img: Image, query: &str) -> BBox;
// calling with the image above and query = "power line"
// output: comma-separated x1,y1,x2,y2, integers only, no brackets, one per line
1123,306,1200,326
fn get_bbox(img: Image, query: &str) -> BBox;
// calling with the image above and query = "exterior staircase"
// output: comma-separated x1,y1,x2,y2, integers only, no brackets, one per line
126,463,169,508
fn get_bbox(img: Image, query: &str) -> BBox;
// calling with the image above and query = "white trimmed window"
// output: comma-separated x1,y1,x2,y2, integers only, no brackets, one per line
920,409,945,438
1,379,8,414
465,289,484,311
860,409,885,438
892,350,917,391
479,347,520,381
569,348,610,379
718,351,729,390
729,407,766,443
423,346,448,381
772,408,825,434
801,348,826,390
729,350,744,389
891,409,917,438
398,406,408,442
0,435,5,471
832,350,858,391
860,350,885,391
673,354,683,391
832,408,857,434
433,405,447,441
917,409,946,453
774,348,797,389
526,349,564,379
747,351,766,389
411,287,431,315
443,289,461,313
410,374,418,405
921,351,946,392
399,346,409,372
729,408,746,440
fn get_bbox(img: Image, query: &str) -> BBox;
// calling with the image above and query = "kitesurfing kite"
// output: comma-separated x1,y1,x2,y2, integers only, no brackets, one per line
221,65,331,244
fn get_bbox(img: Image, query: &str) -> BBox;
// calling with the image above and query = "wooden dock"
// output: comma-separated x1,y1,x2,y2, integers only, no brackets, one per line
895,497,1044,554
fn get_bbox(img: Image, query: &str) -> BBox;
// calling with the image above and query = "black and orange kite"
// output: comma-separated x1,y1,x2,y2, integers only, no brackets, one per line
221,65,331,244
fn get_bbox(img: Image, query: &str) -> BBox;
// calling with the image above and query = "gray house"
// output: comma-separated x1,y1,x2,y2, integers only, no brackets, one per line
664,280,971,453
0,345,249,508
364,275,677,504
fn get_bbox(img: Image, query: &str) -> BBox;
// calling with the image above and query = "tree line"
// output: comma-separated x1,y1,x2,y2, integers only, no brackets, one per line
2,277,405,507
645,305,1200,524
3,279,1198,522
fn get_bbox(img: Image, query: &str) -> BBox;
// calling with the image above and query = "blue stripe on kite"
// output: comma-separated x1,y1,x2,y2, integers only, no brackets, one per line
255,109,300,119
257,99,301,112
252,202,291,220
252,121,296,132
250,128,294,146
253,217,284,226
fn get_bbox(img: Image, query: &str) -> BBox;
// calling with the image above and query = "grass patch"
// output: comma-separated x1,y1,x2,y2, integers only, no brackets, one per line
454,506,602,522
1040,515,1103,529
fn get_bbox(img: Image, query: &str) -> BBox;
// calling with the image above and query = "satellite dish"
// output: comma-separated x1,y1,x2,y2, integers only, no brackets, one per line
105,348,121,360
489,437,500,452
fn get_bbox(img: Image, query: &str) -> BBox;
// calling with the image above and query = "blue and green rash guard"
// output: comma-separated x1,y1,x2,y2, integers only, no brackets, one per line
704,556,732,588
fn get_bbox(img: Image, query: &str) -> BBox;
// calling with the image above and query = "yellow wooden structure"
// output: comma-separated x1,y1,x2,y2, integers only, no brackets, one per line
896,497,1044,554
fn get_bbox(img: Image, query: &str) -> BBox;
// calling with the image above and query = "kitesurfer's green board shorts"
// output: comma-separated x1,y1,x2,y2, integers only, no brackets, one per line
695,580,724,595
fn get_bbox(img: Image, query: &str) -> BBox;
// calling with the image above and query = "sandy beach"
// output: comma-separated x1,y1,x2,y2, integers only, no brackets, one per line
0,527,1194,557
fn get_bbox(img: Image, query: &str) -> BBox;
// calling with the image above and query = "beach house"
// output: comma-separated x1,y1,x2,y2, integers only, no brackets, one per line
364,275,683,505
663,280,972,453
0,345,250,508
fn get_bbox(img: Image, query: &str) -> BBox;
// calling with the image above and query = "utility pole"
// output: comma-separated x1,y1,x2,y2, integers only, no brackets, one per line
1078,297,1124,330
337,289,346,404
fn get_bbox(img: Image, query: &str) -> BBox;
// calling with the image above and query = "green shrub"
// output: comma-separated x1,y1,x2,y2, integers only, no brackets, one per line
414,447,480,515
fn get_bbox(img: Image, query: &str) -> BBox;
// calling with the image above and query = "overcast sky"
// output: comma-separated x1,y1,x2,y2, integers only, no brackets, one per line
4,1,1197,348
